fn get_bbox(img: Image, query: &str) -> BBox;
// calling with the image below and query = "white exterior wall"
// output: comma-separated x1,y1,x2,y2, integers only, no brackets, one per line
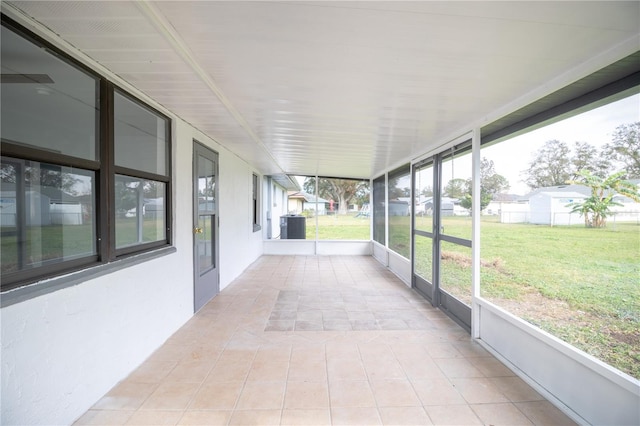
264,181,288,240
216,147,264,289
1,69,264,426
529,193,552,224
1,254,193,426
530,192,586,226
549,197,584,226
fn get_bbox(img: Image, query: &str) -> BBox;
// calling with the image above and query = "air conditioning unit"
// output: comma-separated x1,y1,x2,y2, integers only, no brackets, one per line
280,215,306,239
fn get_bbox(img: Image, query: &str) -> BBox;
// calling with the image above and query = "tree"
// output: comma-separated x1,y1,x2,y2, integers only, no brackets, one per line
303,177,368,215
1,162,81,195
571,141,610,179
351,182,370,208
479,158,510,196
459,158,510,212
443,178,467,199
387,177,405,200
143,180,164,198
115,179,138,217
603,122,640,178
567,170,640,228
420,185,433,197
523,140,572,189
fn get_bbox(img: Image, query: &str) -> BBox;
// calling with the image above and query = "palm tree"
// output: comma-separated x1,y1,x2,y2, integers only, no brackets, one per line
567,170,640,228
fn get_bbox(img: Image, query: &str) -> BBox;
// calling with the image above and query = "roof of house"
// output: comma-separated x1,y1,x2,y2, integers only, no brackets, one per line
288,191,329,203
524,185,591,199
523,180,640,201
533,191,587,199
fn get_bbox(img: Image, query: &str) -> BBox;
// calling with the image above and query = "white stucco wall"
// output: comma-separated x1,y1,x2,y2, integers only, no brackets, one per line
216,148,264,290
1,254,193,425
263,181,288,240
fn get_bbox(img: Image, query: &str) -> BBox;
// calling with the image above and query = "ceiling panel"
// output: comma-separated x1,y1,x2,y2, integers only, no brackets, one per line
6,1,640,178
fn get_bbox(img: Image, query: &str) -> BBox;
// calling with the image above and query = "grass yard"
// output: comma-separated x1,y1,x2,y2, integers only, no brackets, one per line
1,218,165,273
1,224,95,273
477,219,640,379
304,214,371,240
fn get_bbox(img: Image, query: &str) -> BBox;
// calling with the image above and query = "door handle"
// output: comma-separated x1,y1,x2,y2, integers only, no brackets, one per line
194,227,203,234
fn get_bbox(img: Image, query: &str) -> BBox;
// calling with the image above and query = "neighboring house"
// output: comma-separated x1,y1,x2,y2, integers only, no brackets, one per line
1,184,87,226
438,197,457,216
1,190,52,226
419,196,459,216
287,191,328,215
389,199,410,216
484,193,520,216
265,178,291,239
514,183,640,225
143,198,165,220
525,184,591,199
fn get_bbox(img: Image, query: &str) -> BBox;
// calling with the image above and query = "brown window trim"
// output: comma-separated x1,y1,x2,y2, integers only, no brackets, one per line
0,15,173,292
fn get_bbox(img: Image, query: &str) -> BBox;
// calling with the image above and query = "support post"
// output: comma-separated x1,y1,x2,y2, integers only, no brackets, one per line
471,128,481,339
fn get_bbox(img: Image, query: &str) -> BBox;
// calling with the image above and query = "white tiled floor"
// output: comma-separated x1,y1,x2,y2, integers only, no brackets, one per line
75,255,576,425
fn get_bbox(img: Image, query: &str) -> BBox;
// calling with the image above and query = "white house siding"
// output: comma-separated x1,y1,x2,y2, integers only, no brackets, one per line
1,73,264,426
264,181,289,239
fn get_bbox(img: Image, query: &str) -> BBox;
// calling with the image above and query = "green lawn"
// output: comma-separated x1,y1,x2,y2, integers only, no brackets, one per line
1,218,165,272
1,224,95,272
477,218,639,379
304,214,371,240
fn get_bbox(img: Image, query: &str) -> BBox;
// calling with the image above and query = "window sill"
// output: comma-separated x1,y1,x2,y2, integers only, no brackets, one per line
0,246,177,308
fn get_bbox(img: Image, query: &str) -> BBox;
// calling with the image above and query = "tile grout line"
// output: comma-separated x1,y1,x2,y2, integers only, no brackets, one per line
356,340,384,425
324,342,333,425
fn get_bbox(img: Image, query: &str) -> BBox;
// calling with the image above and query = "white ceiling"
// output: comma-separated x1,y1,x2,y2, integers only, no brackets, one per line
5,1,640,179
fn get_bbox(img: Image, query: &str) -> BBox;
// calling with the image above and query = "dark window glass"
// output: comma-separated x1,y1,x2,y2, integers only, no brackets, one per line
252,174,260,230
114,91,167,175
113,90,170,252
1,157,96,274
0,26,98,161
115,175,165,249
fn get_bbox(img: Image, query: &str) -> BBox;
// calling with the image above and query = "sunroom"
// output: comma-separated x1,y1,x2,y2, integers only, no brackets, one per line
1,2,638,425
